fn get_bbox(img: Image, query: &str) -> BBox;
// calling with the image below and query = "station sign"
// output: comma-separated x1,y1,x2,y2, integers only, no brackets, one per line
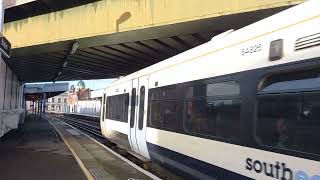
0,33,11,58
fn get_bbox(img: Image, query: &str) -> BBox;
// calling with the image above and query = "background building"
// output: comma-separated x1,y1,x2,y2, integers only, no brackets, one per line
68,80,101,116
46,92,68,113
25,81,102,116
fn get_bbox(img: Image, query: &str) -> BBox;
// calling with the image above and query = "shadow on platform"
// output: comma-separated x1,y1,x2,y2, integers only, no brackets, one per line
0,115,86,180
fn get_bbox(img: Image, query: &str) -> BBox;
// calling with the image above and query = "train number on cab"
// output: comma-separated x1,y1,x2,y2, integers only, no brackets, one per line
241,44,262,56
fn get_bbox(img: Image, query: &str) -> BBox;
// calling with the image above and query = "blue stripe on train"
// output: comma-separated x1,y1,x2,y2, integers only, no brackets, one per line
147,142,252,180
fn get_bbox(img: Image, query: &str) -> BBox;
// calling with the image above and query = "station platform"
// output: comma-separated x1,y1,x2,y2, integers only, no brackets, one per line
0,114,159,180
0,115,86,180
46,115,158,180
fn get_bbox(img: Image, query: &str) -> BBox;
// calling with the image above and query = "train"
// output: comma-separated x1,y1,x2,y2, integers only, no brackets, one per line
100,0,320,179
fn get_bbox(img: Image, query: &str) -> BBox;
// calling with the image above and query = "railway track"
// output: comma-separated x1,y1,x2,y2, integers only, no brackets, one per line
49,114,103,138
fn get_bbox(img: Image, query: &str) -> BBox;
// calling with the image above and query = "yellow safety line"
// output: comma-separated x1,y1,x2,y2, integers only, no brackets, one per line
47,118,95,180
59,119,161,180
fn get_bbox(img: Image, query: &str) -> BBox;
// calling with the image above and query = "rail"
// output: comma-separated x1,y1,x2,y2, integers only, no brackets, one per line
49,114,103,138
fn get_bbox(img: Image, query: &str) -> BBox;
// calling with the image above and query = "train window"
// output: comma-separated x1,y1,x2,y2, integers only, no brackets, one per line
124,95,129,122
149,101,162,128
183,98,241,141
149,100,179,130
206,81,240,97
138,86,145,130
150,86,178,100
260,72,320,94
130,88,136,128
183,84,206,98
148,80,241,142
106,93,129,122
183,81,240,98
257,93,320,155
257,70,320,155
182,81,241,141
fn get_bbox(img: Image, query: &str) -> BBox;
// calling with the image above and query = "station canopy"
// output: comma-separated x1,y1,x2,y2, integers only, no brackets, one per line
24,82,69,101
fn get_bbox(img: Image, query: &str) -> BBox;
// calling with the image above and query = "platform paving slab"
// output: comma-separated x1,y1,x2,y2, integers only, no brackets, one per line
0,115,86,180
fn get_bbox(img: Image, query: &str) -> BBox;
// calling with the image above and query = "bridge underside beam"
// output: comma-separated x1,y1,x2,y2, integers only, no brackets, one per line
4,0,304,51
4,0,304,83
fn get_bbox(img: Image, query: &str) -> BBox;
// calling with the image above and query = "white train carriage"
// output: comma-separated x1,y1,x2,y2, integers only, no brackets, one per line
100,0,320,179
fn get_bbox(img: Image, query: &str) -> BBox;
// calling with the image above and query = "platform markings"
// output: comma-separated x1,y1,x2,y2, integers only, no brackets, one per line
47,117,95,180
89,168,108,180
66,128,82,136
56,117,161,180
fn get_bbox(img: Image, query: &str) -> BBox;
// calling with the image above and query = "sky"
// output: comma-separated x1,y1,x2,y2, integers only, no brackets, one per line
27,78,116,90
68,79,116,90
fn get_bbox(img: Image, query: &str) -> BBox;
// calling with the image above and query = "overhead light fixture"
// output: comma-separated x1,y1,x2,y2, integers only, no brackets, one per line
53,42,77,83
70,42,79,55
62,61,68,68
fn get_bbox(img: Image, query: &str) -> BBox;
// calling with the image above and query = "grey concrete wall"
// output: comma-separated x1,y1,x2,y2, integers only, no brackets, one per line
17,84,21,109
0,58,5,109
11,75,17,109
0,56,24,137
4,68,12,110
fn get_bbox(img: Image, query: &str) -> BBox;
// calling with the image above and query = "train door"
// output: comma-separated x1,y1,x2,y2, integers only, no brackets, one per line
136,75,150,158
129,75,150,158
100,93,106,135
129,80,139,153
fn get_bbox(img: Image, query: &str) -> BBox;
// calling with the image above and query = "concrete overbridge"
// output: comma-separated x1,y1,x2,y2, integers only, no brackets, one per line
24,82,69,101
3,0,304,83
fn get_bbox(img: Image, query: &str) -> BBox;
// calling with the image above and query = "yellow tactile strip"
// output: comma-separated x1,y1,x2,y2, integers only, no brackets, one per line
46,116,155,180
